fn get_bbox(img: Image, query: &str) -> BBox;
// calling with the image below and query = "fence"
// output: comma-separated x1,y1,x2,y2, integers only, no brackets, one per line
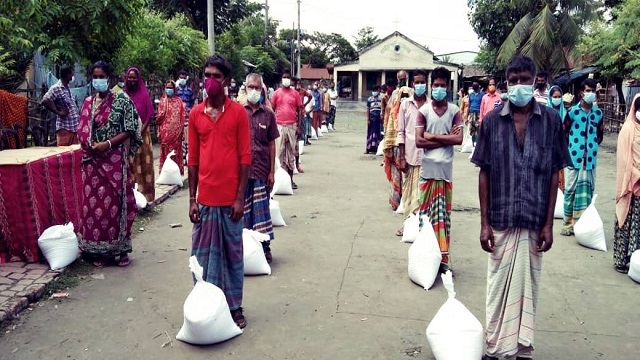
598,101,626,133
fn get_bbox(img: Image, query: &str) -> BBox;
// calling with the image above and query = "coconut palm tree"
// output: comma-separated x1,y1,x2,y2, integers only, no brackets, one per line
497,0,602,75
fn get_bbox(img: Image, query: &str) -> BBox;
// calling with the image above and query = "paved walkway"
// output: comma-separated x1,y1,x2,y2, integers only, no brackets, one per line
0,145,185,323
0,113,638,359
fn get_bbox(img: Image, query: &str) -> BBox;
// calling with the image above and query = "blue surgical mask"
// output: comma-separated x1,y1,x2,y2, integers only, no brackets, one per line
583,92,596,104
414,84,427,96
178,78,187,87
92,78,109,92
508,84,534,107
431,87,447,101
372,91,379,97
165,88,174,97
117,82,125,88
551,98,562,107
260,95,265,104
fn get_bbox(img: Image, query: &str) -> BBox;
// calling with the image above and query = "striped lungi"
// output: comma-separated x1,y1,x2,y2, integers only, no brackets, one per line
401,164,421,216
418,178,452,264
563,167,595,232
243,179,274,240
191,205,244,311
486,227,542,359
276,124,297,173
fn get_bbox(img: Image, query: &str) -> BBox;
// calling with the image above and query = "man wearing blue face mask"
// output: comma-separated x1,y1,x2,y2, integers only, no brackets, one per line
396,70,428,219
560,78,604,236
415,67,463,273
471,55,571,360
176,70,195,112
365,85,382,153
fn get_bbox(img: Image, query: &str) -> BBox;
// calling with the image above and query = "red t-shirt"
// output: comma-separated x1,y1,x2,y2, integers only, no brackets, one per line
188,98,251,206
271,87,302,125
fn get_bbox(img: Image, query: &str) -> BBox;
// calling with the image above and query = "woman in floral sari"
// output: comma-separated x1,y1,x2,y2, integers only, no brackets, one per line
156,80,186,175
124,67,156,203
77,61,142,267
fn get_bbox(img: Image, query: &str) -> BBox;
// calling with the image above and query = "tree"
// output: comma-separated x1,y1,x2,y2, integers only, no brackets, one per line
353,27,379,52
307,33,357,64
578,0,640,103
496,0,601,75
112,12,209,78
0,0,145,89
150,0,261,35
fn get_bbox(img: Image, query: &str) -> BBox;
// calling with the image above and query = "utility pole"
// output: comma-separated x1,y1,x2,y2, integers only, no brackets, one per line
297,0,301,78
291,22,295,75
207,0,215,54
264,0,269,46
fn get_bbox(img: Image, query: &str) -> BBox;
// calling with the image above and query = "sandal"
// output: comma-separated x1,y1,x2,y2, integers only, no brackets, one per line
560,229,574,236
395,228,403,237
92,259,106,268
231,307,247,329
118,255,131,267
615,265,629,274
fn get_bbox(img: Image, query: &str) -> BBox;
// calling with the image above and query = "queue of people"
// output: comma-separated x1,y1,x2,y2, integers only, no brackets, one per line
375,55,640,360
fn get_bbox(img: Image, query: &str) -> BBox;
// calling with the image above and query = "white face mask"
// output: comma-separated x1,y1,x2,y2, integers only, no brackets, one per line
247,89,261,104
282,78,291,88
635,111,640,122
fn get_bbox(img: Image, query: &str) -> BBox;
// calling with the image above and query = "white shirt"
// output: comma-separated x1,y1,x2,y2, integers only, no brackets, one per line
329,89,338,106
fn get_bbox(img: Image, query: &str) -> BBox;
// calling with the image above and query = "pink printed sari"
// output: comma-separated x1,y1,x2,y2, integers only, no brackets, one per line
77,92,141,258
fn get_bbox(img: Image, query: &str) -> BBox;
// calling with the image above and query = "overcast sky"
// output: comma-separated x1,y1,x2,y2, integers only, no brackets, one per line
252,0,480,54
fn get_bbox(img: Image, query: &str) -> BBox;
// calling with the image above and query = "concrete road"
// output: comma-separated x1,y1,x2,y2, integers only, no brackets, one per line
1,111,639,360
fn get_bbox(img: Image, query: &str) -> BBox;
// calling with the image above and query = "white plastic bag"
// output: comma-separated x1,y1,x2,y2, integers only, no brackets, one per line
38,222,79,270
272,167,293,195
243,229,271,275
459,136,473,153
376,142,384,156
317,126,324,137
311,127,318,140
134,184,147,210
408,222,442,290
298,140,305,155
321,124,328,134
468,146,475,160
426,271,484,360
401,214,420,243
156,150,183,186
176,256,243,345
269,199,287,227
395,199,405,215
328,123,334,131
574,194,607,252
554,190,564,219
628,250,640,283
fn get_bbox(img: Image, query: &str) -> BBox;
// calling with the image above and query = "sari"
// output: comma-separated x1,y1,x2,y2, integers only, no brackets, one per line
157,94,186,175
77,91,142,258
125,67,156,202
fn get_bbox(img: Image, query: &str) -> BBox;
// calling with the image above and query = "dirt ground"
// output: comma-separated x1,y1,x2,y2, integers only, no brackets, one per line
1,110,639,360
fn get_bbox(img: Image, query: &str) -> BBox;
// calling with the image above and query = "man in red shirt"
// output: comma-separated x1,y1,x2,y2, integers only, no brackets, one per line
188,54,251,329
271,70,303,189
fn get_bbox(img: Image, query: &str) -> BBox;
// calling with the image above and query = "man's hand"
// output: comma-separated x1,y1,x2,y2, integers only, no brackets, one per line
480,225,495,253
230,198,244,221
58,108,69,117
398,158,408,173
267,172,275,190
452,125,463,135
423,132,436,141
537,224,554,252
189,200,200,223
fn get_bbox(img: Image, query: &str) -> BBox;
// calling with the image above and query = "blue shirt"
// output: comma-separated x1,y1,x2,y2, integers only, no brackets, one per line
177,86,194,111
469,91,484,112
566,104,603,170
312,90,322,112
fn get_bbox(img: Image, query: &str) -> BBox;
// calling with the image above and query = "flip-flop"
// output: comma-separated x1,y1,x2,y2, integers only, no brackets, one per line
92,259,106,268
395,229,403,237
118,256,131,267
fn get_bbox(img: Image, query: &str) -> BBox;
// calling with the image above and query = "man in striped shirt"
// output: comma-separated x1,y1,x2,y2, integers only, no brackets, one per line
471,56,570,360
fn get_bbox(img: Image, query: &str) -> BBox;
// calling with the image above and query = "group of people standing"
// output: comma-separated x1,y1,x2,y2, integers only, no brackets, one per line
374,54,640,359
